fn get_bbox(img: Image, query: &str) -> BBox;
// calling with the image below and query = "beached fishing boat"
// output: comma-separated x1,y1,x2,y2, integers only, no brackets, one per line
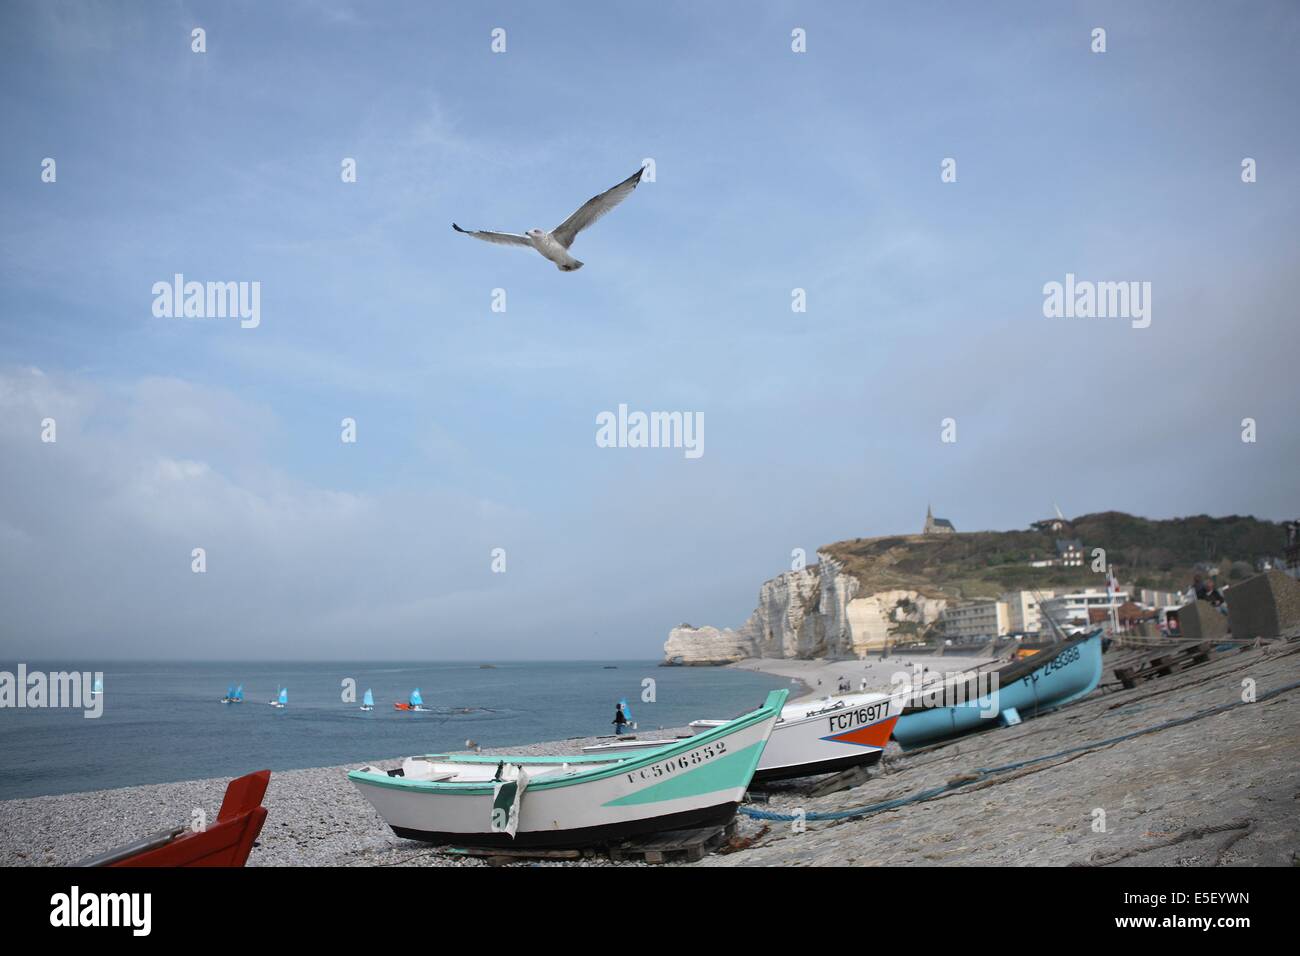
360,688,375,711
585,689,905,782
349,688,788,848
892,630,1104,747
394,688,430,712
77,770,270,867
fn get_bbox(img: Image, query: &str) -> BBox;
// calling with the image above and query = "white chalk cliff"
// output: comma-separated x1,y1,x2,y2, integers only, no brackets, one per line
664,554,947,663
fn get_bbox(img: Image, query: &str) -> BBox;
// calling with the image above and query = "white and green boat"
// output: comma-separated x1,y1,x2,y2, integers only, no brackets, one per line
348,688,788,848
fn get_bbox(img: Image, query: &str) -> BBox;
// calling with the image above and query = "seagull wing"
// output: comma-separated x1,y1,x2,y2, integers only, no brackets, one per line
452,223,532,248
550,167,645,249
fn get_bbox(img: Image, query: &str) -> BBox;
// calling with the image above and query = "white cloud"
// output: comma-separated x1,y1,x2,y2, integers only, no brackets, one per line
0,366,544,659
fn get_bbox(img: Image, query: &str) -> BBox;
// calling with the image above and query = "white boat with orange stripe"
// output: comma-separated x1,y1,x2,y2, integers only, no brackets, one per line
584,689,906,782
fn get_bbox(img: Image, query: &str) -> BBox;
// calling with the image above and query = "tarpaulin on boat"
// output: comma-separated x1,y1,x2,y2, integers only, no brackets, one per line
491,765,530,838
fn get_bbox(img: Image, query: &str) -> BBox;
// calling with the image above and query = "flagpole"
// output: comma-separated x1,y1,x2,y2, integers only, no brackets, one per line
1108,569,1120,641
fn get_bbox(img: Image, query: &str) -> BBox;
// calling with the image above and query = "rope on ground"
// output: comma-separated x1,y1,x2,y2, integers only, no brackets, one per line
1069,818,1252,868
739,678,1300,824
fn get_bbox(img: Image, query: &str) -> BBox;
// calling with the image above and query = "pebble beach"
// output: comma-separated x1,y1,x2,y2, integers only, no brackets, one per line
2,640,1296,867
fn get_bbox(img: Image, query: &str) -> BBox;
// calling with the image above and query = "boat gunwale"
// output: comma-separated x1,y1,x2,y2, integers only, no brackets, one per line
690,689,905,733
347,688,788,796
773,690,905,729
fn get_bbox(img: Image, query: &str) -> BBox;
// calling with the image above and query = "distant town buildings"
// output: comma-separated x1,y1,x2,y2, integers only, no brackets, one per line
939,586,1150,642
1031,517,1070,534
1030,505,1072,535
923,504,956,535
1002,589,1055,634
1040,588,1131,634
1055,538,1085,568
1089,602,1156,630
1027,537,1086,569
1139,588,1183,609
938,600,1009,642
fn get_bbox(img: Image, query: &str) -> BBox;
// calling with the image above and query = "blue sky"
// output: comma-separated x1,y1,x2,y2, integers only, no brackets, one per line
1,1,1297,659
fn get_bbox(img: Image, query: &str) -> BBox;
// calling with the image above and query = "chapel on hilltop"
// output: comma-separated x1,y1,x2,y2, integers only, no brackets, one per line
923,504,956,535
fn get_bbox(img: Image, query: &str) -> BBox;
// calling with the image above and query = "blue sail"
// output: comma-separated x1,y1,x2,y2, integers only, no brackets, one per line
92,677,103,695
362,688,374,707
409,688,424,707
278,687,288,705
619,698,631,719
234,685,243,700
226,684,235,697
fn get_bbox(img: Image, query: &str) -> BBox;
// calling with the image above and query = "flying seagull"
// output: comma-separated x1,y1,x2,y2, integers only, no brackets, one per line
452,166,645,272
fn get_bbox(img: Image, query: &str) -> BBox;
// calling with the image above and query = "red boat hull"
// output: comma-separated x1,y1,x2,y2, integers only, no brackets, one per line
105,770,270,868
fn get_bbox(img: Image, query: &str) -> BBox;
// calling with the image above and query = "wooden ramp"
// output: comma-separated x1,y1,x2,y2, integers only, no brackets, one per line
607,821,737,864
450,845,595,865
1113,641,1216,689
448,821,738,865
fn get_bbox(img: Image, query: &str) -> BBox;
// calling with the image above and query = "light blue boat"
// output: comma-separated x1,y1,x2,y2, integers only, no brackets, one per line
892,631,1104,748
361,688,375,711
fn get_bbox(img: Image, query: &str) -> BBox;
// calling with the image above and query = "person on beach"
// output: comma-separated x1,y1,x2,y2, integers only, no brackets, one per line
1193,573,1226,609
612,703,628,735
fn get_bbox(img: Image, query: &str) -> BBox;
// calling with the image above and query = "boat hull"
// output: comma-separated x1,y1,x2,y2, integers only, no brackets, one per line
349,690,787,848
80,770,270,868
753,749,884,783
750,692,901,781
391,801,739,848
892,632,1104,747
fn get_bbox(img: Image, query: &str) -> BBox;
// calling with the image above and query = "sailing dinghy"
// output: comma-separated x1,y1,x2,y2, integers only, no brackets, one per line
394,688,430,712
269,686,287,709
349,688,788,848
585,688,906,782
360,688,375,711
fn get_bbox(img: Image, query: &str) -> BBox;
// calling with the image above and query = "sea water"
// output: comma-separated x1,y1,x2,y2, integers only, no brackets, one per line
0,661,785,799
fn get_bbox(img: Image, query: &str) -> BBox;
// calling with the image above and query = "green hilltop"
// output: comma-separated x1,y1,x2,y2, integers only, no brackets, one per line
819,512,1288,601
